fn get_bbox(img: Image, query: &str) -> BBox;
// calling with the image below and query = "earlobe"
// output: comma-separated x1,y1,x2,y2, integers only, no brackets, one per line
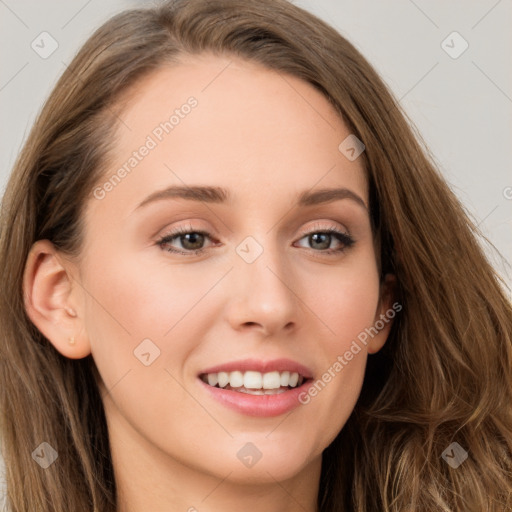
367,273,397,354
22,239,91,359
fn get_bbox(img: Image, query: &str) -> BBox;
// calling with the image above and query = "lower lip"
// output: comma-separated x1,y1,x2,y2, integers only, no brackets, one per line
198,378,313,417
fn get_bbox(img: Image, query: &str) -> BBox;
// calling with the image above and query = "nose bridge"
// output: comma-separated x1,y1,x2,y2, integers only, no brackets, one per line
228,233,298,333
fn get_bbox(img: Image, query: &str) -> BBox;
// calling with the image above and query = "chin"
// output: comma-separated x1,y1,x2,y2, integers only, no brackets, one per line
196,436,319,484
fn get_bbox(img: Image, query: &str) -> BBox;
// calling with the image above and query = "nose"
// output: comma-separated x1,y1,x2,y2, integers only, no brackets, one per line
224,240,299,337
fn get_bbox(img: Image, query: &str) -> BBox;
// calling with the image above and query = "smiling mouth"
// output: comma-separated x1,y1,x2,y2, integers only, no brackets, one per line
199,370,307,395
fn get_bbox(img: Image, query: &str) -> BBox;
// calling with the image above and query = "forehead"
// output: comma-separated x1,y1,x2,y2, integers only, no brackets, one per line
90,53,368,218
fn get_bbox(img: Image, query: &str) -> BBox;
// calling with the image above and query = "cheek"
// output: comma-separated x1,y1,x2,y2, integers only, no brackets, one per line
80,247,234,414
79,251,239,478
82,248,218,342
80,252,208,435
305,254,381,345
79,250,197,390
293,255,381,445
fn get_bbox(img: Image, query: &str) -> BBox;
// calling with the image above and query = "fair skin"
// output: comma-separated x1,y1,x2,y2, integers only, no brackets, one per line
23,54,394,512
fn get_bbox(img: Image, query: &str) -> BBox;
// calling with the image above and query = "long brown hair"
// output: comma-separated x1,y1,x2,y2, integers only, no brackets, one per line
1,0,511,510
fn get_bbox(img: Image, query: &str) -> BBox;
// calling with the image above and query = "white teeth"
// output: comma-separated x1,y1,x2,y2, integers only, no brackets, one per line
229,371,244,388
201,370,305,390
262,371,281,389
217,372,229,388
244,371,262,389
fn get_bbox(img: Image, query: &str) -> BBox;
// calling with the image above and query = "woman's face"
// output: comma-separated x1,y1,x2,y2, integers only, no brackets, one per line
70,54,393,484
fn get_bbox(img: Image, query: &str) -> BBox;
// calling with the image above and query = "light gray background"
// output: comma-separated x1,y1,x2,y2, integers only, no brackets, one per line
1,0,511,504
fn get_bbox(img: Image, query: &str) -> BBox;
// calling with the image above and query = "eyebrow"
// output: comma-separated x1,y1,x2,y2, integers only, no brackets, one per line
133,185,368,212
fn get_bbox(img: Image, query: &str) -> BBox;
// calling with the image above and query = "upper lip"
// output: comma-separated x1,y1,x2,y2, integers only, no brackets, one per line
199,358,313,379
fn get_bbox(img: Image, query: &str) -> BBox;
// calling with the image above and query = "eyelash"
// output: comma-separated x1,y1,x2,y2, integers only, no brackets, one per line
156,223,355,257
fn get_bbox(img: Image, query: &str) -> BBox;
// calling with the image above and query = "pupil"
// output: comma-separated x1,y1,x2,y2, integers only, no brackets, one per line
182,233,204,250
310,233,330,250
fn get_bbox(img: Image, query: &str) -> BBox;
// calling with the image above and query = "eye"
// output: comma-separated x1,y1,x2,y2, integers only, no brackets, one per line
156,224,215,255
294,225,355,255
156,223,355,256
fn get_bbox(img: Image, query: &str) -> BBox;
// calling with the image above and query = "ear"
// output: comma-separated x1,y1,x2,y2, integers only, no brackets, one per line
23,239,91,359
367,273,398,355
